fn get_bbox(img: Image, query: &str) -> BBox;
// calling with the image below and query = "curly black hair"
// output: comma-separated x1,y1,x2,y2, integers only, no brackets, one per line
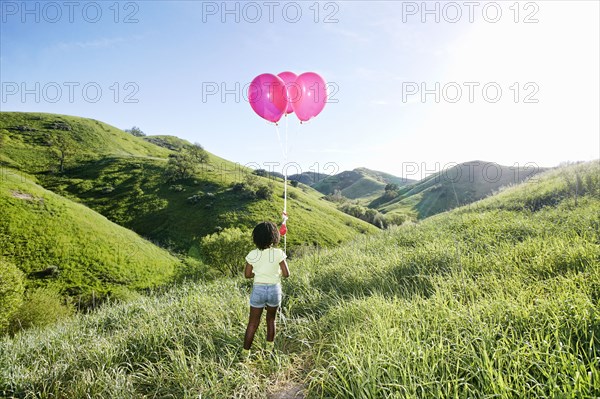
252,221,280,250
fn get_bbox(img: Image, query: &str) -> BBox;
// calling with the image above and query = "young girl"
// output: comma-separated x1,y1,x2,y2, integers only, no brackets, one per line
243,221,290,357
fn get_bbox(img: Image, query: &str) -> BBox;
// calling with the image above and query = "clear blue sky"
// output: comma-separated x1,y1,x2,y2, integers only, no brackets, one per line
1,1,598,179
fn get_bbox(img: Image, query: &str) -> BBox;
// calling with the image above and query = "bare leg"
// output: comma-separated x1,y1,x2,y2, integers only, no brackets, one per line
265,305,278,342
244,306,263,350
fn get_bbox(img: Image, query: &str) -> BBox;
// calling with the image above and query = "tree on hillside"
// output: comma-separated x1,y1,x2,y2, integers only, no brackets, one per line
385,183,399,192
383,183,400,200
47,133,76,173
165,151,197,181
253,169,268,177
125,126,145,137
200,228,252,277
188,142,208,164
325,189,345,203
256,183,274,199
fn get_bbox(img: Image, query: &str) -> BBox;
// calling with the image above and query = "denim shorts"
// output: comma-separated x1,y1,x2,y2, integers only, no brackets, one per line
249,283,282,308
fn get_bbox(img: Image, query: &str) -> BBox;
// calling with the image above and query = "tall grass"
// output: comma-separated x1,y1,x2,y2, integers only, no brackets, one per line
1,161,599,398
1,281,306,398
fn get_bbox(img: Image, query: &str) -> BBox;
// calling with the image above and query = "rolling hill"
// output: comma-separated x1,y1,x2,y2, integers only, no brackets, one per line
1,161,598,398
0,112,169,172
0,112,376,255
371,160,547,219
312,167,414,200
0,168,180,303
287,171,330,186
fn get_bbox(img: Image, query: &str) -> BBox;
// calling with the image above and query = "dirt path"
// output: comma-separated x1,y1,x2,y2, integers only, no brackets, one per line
268,383,306,399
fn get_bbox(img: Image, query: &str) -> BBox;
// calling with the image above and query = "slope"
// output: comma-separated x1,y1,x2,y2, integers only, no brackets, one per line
40,155,375,254
288,171,329,186
0,112,377,255
312,167,414,201
0,168,180,302
371,160,546,219
1,161,597,398
0,112,169,172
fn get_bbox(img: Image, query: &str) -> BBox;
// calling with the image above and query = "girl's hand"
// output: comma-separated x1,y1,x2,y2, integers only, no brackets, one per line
244,263,255,279
280,260,290,278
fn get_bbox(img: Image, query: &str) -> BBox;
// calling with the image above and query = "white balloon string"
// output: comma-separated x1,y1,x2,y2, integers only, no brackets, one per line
283,117,288,254
285,120,303,156
275,121,288,254
285,113,289,159
274,123,286,161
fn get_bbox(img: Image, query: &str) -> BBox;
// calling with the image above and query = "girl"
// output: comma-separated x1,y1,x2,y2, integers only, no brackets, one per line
243,221,290,357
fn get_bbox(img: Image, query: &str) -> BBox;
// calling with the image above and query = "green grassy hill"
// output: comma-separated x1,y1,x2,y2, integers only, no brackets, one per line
287,171,329,186
2,161,597,398
372,160,547,219
0,112,376,253
312,167,413,201
40,155,375,253
0,110,376,324
143,135,195,151
0,112,169,173
0,168,180,303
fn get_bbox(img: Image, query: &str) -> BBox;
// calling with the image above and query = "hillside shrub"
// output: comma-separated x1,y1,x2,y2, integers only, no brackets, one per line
9,287,74,334
165,152,197,181
324,189,345,203
47,121,72,131
231,181,273,200
13,125,36,132
188,143,208,163
173,256,220,282
338,203,406,229
0,260,25,334
169,184,185,192
253,169,268,177
101,185,114,194
199,228,252,277
187,192,204,204
256,184,274,199
385,213,409,226
124,126,145,137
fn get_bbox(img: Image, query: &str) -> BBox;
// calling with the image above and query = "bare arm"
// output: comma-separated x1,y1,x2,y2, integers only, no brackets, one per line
244,262,254,279
280,260,290,278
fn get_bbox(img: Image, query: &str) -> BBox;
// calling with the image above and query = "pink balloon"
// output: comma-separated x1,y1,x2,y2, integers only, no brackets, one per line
289,72,327,122
248,73,287,123
277,71,298,115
